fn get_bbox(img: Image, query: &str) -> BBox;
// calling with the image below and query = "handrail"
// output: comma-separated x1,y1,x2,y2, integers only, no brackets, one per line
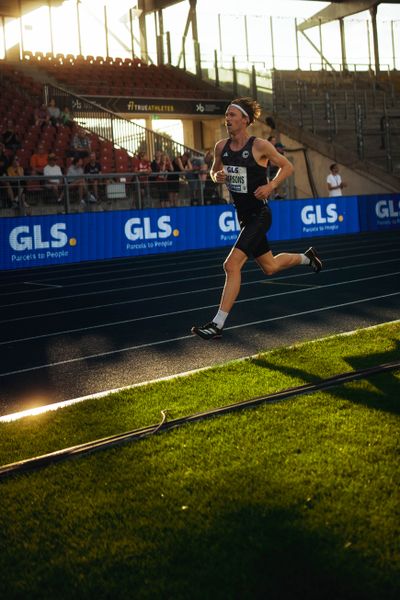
0,171,225,214
43,83,204,161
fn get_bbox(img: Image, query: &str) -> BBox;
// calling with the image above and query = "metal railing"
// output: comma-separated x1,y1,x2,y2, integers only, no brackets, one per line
0,172,228,217
0,167,299,218
43,83,203,161
272,73,400,174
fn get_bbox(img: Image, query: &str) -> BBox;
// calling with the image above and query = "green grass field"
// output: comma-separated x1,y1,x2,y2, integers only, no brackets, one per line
0,322,399,599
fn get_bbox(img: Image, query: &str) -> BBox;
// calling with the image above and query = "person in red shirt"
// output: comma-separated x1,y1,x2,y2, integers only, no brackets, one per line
132,151,151,207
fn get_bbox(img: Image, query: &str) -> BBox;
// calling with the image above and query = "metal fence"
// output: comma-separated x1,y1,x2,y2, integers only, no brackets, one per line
0,172,228,217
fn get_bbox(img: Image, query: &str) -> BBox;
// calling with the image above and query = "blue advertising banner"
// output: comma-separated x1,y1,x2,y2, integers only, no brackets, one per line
0,194,388,271
270,195,360,240
358,194,400,232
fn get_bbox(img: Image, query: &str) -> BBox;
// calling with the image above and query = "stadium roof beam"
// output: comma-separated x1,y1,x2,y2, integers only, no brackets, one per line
296,1,397,74
138,0,200,71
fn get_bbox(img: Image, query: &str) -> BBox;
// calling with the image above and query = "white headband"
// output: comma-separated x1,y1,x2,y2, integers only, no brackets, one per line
229,103,250,121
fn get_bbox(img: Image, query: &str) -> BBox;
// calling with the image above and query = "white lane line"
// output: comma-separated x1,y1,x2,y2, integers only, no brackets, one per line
1,271,399,346
23,281,63,289
0,291,399,378
3,234,397,284
1,256,400,314
0,247,398,298
0,237,361,285
2,319,399,424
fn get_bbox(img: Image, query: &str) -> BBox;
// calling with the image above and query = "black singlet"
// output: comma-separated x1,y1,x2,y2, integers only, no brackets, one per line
220,136,268,219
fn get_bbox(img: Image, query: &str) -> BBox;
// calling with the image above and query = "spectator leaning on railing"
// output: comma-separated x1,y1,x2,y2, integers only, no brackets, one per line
150,150,173,208
43,153,64,204
84,152,102,202
67,157,93,206
132,151,151,206
7,155,29,212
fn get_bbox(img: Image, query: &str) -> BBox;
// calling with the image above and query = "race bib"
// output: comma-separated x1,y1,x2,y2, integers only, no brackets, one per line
223,165,247,193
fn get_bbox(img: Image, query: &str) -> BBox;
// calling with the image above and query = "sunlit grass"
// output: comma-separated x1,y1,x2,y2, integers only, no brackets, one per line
0,322,399,599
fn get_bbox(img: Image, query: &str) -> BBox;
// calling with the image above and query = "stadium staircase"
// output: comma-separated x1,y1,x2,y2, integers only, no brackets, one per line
271,69,400,188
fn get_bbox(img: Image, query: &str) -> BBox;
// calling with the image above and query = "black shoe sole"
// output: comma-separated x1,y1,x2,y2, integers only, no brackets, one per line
191,326,222,340
305,247,322,273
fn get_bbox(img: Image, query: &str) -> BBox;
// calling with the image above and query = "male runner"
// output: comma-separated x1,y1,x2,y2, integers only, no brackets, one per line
191,97,322,340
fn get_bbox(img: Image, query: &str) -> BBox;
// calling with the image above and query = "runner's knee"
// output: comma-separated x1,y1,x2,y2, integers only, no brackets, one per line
223,257,242,274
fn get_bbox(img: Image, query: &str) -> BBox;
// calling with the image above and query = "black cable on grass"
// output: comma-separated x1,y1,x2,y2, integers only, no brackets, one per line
0,360,399,482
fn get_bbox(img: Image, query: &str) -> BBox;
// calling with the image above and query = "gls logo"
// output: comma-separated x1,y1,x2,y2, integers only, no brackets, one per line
125,215,172,241
376,199,400,218
219,211,240,232
301,203,338,225
226,166,240,174
9,223,68,251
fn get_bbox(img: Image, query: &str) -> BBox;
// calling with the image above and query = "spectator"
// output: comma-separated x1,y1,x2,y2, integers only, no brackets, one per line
0,142,10,174
132,150,151,206
70,127,91,159
34,102,50,129
7,155,29,211
30,143,49,175
265,115,276,133
43,153,64,203
67,157,90,205
84,152,102,201
0,143,11,207
203,148,213,170
60,106,74,128
202,149,221,205
267,135,286,199
327,163,347,197
150,150,172,208
1,120,21,154
191,154,207,205
171,150,194,206
47,98,61,128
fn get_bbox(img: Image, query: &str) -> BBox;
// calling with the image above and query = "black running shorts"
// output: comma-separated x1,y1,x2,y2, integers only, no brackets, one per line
234,204,272,258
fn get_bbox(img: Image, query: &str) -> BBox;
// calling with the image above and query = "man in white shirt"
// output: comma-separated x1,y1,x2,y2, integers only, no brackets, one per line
327,163,347,197
43,153,64,203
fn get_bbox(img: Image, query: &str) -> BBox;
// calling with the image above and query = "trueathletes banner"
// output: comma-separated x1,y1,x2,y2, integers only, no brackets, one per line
83,97,228,116
0,195,396,270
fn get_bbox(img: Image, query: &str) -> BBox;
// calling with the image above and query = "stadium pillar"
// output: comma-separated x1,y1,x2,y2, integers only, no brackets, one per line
156,9,164,65
76,0,82,56
232,56,237,96
138,2,148,62
369,5,380,74
18,0,24,59
295,18,300,70
2,16,5,59
270,17,275,70
391,21,396,70
318,18,323,69
339,17,347,72
48,1,54,56
104,5,109,58
129,8,135,59
214,49,219,87
166,31,171,65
